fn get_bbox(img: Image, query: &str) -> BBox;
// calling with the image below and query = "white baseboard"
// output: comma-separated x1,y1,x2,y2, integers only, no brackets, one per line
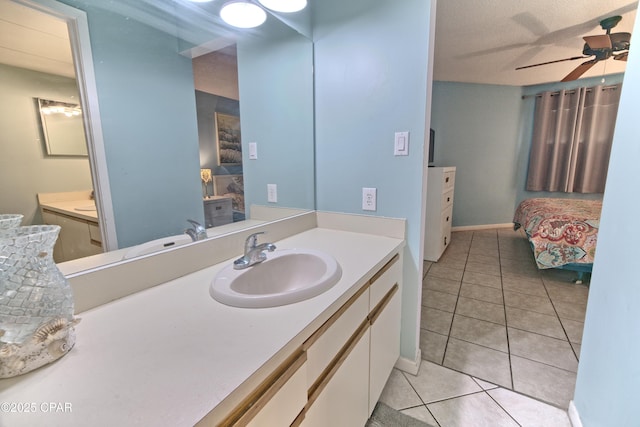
568,401,583,427
452,223,514,232
395,350,421,375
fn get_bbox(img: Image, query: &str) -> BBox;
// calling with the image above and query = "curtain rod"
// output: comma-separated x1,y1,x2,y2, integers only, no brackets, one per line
521,84,620,100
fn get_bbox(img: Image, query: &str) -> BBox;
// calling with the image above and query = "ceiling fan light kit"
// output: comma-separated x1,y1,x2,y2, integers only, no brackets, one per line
516,15,631,82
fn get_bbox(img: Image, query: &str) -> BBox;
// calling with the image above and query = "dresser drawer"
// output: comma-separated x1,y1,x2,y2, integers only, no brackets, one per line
443,171,455,191
442,189,454,210
204,198,233,227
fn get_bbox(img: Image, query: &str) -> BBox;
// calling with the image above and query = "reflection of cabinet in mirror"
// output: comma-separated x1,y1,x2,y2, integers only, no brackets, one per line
38,192,102,263
203,196,233,228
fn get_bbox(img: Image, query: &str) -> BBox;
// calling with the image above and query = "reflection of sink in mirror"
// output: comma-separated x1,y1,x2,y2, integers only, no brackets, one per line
122,234,194,260
74,204,97,211
210,249,342,308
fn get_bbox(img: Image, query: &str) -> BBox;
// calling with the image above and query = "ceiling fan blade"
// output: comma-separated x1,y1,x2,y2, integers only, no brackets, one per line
561,60,599,82
614,51,629,61
515,55,588,70
584,34,612,49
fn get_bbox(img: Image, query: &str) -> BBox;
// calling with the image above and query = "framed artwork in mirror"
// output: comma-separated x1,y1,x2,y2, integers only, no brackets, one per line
213,174,244,213
215,113,242,165
36,98,88,156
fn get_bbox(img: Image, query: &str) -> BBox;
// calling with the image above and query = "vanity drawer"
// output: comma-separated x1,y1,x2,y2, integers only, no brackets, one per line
89,222,102,244
303,285,369,390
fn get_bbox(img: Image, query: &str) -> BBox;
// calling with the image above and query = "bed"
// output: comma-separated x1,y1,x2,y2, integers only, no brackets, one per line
513,198,602,281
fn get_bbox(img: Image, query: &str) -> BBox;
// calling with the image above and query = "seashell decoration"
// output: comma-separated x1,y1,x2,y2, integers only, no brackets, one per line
0,225,80,378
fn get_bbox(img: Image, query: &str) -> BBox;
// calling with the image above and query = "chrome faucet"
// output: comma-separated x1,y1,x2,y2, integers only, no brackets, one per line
234,232,276,270
185,219,207,242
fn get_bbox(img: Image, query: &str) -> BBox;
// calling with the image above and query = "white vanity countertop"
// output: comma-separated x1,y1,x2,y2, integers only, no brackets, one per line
0,227,404,426
39,199,98,221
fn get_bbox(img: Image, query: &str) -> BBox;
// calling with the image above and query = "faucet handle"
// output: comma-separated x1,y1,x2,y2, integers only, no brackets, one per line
245,231,265,249
187,219,204,231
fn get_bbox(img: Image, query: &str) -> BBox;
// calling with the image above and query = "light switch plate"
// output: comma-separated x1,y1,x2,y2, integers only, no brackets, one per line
362,187,377,211
249,142,258,160
394,131,409,156
267,184,277,203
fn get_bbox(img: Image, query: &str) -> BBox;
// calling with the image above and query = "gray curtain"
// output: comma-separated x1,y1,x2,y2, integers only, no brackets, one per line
526,84,621,193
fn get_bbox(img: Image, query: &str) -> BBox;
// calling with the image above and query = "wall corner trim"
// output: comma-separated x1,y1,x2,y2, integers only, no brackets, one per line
394,350,421,376
568,400,583,427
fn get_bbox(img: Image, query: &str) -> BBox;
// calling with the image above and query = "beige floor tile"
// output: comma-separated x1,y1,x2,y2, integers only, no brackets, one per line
473,377,499,390
421,306,454,335
560,318,584,344
437,255,468,270
488,388,572,427
545,282,589,304
423,289,458,313
470,246,499,258
455,297,505,325
459,282,504,305
423,261,434,278
501,275,547,297
424,276,461,296
508,328,578,372
420,329,448,365
465,261,502,277
450,315,508,352
428,264,465,282
503,290,555,315
467,253,501,266
462,271,502,289
400,405,439,425
505,306,566,340
443,338,512,388
511,356,576,409
404,360,482,404
378,369,424,410
553,300,588,322
571,342,581,360
501,262,539,276
428,392,519,427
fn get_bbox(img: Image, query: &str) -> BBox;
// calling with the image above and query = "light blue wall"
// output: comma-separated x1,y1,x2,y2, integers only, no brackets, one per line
431,74,623,227
431,82,523,226
237,33,315,210
572,17,640,426
59,1,203,248
313,0,433,360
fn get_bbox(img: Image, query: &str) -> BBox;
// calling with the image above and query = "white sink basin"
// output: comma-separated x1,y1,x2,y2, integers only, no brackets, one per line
122,234,194,260
210,248,342,308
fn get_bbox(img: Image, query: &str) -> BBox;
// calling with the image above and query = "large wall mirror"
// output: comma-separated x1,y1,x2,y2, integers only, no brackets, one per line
0,0,315,271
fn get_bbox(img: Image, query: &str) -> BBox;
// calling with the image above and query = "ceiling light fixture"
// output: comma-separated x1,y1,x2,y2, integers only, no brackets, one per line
220,1,267,29
257,0,307,13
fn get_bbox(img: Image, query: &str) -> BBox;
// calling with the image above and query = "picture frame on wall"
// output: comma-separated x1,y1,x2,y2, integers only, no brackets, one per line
213,174,244,213
215,112,242,165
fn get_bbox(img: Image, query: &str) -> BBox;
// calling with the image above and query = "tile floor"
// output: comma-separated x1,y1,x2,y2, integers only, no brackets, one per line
378,227,589,426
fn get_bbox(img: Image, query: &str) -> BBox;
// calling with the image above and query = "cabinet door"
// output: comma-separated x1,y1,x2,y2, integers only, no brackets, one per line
369,285,401,413
301,327,370,427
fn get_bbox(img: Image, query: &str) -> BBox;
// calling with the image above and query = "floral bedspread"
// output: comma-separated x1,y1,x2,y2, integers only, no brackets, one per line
513,198,602,269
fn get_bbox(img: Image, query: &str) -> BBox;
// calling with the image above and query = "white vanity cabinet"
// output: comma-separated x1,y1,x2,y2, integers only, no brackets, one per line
41,209,102,262
213,253,402,427
424,166,456,261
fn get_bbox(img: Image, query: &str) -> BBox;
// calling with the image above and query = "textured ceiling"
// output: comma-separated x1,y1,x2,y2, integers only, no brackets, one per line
434,0,638,86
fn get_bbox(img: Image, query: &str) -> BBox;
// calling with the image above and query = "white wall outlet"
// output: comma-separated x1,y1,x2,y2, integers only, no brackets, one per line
267,184,277,203
362,187,377,211
394,131,409,156
248,142,258,160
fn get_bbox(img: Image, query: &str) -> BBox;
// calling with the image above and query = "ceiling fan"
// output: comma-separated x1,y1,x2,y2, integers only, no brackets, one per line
516,15,631,82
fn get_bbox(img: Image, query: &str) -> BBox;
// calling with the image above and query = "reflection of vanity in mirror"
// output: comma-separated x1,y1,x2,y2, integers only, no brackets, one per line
0,0,315,272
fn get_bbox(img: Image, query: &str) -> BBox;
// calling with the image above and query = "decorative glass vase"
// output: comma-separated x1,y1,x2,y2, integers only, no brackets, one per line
0,214,23,230
0,225,79,378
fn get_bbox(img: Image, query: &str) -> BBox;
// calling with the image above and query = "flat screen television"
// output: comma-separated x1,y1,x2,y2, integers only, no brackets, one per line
428,128,435,165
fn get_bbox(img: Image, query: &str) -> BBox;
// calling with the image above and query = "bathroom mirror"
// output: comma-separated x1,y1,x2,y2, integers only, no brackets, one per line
37,98,87,156
2,0,315,272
